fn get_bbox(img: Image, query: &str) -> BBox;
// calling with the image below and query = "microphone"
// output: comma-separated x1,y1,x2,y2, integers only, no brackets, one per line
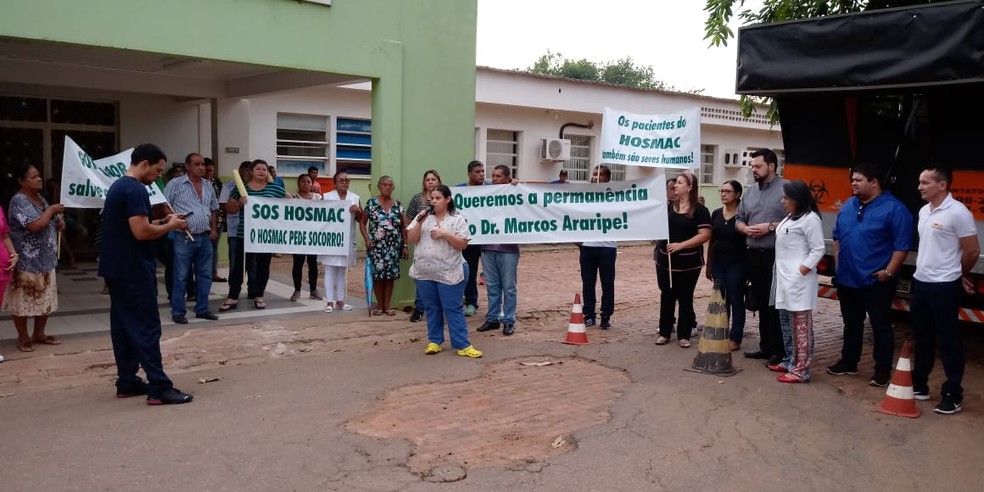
406,206,432,231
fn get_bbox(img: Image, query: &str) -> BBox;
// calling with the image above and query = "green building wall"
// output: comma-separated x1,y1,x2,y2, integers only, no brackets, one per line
1,0,478,308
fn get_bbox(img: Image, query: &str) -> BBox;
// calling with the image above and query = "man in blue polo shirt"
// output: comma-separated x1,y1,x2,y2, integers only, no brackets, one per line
827,163,913,387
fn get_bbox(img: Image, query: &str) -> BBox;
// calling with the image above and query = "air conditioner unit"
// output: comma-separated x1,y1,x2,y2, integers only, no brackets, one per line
722,149,742,169
540,138,571,161
740,149,754,167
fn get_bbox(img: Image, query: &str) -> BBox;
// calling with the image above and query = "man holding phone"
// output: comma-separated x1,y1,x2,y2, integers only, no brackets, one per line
163,152,221,324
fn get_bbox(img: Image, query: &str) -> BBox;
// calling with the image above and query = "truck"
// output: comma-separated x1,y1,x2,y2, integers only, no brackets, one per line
734,0,984,323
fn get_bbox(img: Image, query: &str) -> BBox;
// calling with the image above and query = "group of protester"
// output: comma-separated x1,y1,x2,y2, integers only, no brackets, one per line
2,143,975,416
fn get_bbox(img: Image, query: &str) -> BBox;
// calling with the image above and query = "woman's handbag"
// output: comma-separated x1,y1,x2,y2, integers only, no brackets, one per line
744,279,759,312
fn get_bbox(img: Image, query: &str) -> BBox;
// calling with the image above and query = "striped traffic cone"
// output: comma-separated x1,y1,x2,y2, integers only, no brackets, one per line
876,340,921,418
562,294,589,345
686,282,741,376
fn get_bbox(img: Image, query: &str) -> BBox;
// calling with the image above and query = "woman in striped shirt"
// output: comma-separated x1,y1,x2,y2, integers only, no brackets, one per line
221,159,286,310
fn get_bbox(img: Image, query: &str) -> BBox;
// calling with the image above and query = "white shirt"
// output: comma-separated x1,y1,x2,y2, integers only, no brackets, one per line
319,190,360,267
914,193,976,283
773,212,825,311
409,213,471,285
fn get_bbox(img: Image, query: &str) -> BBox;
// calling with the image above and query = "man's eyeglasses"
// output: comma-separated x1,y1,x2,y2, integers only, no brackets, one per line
337,178,350,183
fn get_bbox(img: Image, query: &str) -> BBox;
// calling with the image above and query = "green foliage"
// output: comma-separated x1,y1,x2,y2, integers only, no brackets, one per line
526,50,701,94
704,0,941,123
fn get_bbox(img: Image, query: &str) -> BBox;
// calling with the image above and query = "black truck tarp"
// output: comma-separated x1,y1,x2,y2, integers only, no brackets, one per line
736,0,984,95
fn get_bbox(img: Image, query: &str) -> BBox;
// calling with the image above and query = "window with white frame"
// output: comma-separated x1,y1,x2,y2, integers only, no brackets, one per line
486,129,519,179
276,113,328,178
700,144,716,185
336,117,372,177
564,135,592,182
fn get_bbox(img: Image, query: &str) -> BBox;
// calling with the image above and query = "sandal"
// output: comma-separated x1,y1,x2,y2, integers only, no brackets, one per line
371,309,385,316
32,335,61,346
655,336,669,345
324,304,334,313
338,304,353,312
17,340,34,352
254,298,267,309
385,309,397,316
219,300,238,312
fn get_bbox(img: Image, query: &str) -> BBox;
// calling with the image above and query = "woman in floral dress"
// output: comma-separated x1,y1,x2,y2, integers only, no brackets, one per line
360,175,407,315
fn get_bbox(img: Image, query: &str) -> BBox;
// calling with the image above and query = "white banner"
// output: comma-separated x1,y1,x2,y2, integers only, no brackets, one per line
600,107,701,169
244,196,350,255
60,136,167,208
454,175,668,245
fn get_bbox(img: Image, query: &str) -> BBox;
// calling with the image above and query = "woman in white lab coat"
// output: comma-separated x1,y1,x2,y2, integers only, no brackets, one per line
770,180,825,383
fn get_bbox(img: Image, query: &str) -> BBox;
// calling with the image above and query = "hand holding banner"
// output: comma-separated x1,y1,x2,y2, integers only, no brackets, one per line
600,107,701,169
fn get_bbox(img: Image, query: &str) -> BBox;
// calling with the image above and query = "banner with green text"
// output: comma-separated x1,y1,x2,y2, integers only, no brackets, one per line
454,176,668,245
600,107,701,168
60,136,167,208
244,197,350,255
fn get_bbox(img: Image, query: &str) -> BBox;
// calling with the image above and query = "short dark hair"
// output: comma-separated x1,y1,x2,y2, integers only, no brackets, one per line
723,179,743,200
204,157,214,167
184,152,202,165
923,166,953,189
308,166,319,174
559,169,568,176
467,160,484,173
131,143,167,166
750,148,778,169
493,164,511,179
239,160,252,172
852,162,884,185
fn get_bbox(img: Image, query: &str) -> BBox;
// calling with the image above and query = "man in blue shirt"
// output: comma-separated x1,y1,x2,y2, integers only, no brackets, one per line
827,163,913,387
100,143,193,405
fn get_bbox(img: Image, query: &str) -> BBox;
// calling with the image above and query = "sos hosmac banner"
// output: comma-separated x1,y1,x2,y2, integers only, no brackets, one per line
244,196,350,255
600,107,701,169
60,137,167,208
454,175,668,245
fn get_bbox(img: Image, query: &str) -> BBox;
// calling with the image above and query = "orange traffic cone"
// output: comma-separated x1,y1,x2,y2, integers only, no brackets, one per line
686,282,741,376
562,294,589,345
876,340,921,418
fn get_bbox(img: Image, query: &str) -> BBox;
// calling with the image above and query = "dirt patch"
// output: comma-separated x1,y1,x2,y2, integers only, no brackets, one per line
347,356,631,476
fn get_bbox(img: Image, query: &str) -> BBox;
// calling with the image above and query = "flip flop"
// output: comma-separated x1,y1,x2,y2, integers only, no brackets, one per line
254,298,267,309
17,340,35,352
371,309,385,316
32,335,61,345
324,304,334,313
385,309,397,316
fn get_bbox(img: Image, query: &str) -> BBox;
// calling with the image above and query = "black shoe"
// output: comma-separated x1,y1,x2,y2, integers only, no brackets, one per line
766,355,784,366
744,351,769,360
934,395,962,415
172,315,188,324
600,316,611,330
913,387,931,401
826,360,859,376
410,309,423,323
502,323,515,336
477,320,501,332
868,370,891,387
147,388,194,405
196,311,219,321
116,382,149,399
584,317,596,327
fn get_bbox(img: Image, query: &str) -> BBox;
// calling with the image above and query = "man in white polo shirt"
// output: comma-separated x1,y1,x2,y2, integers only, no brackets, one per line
911,167,980,415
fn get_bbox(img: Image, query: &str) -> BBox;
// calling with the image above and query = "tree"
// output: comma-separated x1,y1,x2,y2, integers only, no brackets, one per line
526,51,700,94
703,0,942,122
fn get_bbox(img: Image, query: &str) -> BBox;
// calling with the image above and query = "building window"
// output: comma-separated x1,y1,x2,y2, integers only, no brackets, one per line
276,113,328,177
700,144,716,185
486,129,519,179
565,135,592,182
336,117,371,177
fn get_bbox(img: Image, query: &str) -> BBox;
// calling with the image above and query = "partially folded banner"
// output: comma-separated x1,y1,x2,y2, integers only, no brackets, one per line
60,136,167,208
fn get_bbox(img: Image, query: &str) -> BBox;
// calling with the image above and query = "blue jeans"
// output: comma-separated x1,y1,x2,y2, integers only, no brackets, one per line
171,232,213,316
711,260,747,343
418,263,471,349
482,250,519,324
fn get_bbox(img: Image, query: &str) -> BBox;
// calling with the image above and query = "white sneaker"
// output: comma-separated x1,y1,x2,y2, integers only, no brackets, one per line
0,354,5,363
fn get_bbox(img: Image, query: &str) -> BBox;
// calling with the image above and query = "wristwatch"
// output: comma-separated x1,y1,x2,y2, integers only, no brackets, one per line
768,222,776,232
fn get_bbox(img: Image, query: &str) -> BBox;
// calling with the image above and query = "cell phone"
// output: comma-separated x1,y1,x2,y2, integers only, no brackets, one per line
178,211,195,219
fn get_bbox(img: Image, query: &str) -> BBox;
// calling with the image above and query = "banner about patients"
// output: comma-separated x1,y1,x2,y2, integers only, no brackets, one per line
600,107,701,169
60,137,167,208
244,197,350,255
454,176,667,245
